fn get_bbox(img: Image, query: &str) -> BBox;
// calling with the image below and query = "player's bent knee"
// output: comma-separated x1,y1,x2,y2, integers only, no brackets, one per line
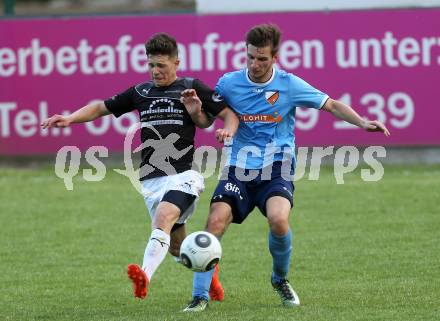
268,215,289,226
270,225,290,236
206,202,232,236
206,215,227,236
153,211,180,230
268,216,290,235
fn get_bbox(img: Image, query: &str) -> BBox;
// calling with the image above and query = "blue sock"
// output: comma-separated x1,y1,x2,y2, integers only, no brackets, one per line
192,268,215,301
269,229,292,283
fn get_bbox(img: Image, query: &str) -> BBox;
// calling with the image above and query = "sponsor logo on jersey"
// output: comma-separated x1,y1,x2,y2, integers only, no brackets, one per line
240,113,282,123
140,98,184,116
265,91,279,105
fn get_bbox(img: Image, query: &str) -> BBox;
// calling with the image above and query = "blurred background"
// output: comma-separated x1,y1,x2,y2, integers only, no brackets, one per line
1,0,440,163
1,0,195,15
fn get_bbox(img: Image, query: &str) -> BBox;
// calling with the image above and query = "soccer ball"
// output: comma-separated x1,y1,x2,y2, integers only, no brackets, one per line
180,231,222,272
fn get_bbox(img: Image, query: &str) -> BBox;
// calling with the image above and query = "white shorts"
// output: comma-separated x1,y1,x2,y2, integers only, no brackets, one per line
140,170,205,225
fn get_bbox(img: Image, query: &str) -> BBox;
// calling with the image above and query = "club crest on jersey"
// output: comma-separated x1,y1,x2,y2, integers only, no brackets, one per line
265,91,279,105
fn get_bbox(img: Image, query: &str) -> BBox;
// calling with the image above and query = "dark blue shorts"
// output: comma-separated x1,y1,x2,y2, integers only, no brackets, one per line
211,162,294,224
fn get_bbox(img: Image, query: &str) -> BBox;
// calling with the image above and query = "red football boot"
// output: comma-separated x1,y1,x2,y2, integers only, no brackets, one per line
127,264,149,299
209,264,224,301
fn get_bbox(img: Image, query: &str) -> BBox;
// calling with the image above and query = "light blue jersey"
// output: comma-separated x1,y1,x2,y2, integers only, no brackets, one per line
216,67,328,169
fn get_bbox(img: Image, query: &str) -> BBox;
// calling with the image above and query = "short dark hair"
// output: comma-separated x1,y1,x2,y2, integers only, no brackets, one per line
145,33,178,57
245,24,281,56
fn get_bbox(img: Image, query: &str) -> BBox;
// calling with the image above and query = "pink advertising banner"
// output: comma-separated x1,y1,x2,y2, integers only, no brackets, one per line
1,9,440,155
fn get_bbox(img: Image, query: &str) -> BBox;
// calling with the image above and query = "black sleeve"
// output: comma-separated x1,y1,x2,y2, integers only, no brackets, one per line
104,87,137,118
193,79,227,118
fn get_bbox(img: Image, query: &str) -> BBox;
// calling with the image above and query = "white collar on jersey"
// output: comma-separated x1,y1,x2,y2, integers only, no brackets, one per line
246,66,276,86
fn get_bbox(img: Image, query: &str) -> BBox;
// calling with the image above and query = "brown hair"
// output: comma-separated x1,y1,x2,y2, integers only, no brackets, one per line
245,24,281,56
145,33,178,57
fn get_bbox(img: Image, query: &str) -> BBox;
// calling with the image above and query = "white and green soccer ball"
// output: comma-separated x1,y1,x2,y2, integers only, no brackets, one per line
180,231,222,272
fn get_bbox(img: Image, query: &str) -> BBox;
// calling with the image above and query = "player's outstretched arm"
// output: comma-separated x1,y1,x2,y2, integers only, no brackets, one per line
40,101,111,129
215,107,239,143
322,98,390,136
180,89,214,128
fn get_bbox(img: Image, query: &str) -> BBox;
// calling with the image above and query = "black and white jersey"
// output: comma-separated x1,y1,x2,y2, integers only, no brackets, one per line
104,78,226,180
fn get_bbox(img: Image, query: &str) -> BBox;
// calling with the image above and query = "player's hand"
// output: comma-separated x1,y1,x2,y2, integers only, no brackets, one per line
180,89,202,116
40,114,72,129
361,120,391,137
215,128,233,143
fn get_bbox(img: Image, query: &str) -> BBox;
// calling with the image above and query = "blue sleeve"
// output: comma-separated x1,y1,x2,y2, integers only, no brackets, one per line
215,75,227,98
289,74,329,109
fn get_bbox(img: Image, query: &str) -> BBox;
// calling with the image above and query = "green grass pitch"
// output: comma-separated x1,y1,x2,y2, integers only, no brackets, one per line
1,165,439,321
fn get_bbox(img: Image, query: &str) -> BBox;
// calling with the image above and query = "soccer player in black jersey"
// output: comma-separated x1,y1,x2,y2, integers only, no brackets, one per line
41,33,238,302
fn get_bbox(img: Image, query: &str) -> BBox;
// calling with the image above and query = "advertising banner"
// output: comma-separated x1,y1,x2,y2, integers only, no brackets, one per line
1,9,439,155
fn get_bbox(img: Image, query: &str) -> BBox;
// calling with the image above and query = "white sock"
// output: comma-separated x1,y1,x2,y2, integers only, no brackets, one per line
142,229,170,280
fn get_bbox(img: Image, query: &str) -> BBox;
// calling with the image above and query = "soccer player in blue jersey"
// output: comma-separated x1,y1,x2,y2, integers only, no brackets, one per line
183,24,390,312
